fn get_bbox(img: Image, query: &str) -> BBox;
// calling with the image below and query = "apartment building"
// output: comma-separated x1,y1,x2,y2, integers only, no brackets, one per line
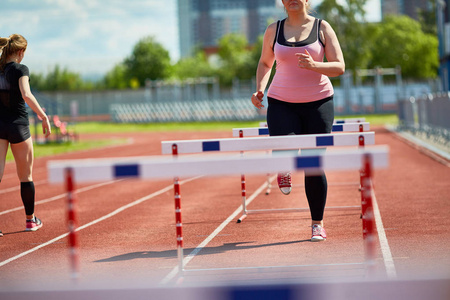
178,0,285,58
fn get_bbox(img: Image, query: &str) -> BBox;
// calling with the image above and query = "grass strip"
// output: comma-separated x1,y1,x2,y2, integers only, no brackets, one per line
5,139,125,162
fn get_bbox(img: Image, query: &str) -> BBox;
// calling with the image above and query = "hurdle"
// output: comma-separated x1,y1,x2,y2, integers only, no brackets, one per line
232,122,370,195
161,132,375,222
233,122,370,138
48,146,389,279
259,117,366,128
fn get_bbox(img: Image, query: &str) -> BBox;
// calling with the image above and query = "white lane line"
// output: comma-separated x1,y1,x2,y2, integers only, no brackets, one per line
0,176,200,268
0,180,47,195
0,180,122,216
371,183,397,279
160,175,277,285
0,233,71,267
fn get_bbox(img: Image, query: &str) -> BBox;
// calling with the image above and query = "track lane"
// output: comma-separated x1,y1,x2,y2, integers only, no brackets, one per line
0,128,448,289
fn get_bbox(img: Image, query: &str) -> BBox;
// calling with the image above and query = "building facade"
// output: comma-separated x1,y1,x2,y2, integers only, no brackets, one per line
437,0,450,90
178,0,285,58
381,0,431,20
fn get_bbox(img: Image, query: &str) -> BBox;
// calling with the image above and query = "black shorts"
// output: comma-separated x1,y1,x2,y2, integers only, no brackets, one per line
0,121,31,144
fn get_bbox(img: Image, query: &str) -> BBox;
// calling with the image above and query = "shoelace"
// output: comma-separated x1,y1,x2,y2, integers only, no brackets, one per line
312,225,323,236
278,173,291,186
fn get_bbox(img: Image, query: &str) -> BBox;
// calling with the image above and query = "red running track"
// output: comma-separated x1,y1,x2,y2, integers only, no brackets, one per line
0,128,449,291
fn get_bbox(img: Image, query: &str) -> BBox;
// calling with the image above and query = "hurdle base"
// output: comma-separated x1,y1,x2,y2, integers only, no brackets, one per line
237,206,360,223
237,214,247,223
180,261,367,279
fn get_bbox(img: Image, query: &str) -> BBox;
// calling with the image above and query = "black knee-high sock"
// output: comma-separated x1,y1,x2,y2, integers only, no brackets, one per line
20,181,35,216
305,173,328,221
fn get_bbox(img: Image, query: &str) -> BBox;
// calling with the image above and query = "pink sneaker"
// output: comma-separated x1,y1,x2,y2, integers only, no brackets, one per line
277,172,292,195
26,217,43,232
311,224,327,242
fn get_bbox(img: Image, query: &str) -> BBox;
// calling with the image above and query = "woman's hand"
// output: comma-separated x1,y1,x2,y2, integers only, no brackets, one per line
295,49,315,70
251,91,264,109
41,116,51,138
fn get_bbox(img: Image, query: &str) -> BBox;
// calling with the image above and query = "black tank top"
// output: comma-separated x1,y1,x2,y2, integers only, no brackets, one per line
273,18,324,51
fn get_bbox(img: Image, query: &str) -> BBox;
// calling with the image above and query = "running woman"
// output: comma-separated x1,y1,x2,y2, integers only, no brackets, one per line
0,34,51,234
251,0,345,241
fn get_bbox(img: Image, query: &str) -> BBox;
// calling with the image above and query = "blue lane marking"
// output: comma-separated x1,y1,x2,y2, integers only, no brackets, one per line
332,124,343,132
296,156,321,169
335,120,345,124
316,136,334,146
202,141,220,151
258,128,269,135
114,164,139,178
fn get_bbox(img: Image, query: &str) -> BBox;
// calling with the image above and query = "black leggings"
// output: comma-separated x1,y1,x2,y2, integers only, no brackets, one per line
267,96,334,221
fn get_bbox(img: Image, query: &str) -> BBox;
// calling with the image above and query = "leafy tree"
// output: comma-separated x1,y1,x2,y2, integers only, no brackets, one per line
316,0,372,72
172,51,214,80
124,36,172,86
42,65,84,91
29,73,46,91
104,63,129,89
368,15,438,79
242,34,264,80
216,33,253,85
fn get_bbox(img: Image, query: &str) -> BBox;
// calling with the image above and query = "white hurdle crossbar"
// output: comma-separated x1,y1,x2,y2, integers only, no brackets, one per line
234,122,370,138
161,132,374,154
48,146,388,278
259,117,366,128
162,132,374,222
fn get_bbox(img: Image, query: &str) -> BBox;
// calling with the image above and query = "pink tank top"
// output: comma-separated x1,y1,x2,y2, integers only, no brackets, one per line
267,18,334,103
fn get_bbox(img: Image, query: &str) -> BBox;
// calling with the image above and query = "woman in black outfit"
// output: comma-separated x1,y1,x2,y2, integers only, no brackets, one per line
0,34,51,235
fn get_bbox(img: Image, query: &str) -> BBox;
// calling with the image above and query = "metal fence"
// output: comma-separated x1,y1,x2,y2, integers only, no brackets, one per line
397,93,450,145
36,72,435,123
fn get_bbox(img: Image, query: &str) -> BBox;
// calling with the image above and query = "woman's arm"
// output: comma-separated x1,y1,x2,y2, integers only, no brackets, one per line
252,22,277,109
296,20,345,77
19,76,51,137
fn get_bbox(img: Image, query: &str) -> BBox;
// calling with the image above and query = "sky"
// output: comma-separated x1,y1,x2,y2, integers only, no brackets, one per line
1,0,381,79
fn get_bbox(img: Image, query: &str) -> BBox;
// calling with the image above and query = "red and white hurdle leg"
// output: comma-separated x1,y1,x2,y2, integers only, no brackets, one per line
172,144,185,278
237,130,248,223
174,176,184,276
65,167,79,280
237,174,247,223
361,154,377,276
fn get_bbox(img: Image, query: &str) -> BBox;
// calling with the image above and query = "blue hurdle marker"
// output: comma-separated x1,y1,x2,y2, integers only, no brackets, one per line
233,122,370,138
47,147,389,278
162,132,374,223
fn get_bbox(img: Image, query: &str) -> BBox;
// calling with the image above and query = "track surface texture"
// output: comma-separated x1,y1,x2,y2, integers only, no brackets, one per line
0,127,449,298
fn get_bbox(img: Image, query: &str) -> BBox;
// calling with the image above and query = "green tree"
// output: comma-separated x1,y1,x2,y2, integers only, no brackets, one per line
104,63,129,89
172,51,214,80
43,65,84,91
316,0,371,72
124,36,172,86
29,73,46,91
216,33,253,86
368,15,438,79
